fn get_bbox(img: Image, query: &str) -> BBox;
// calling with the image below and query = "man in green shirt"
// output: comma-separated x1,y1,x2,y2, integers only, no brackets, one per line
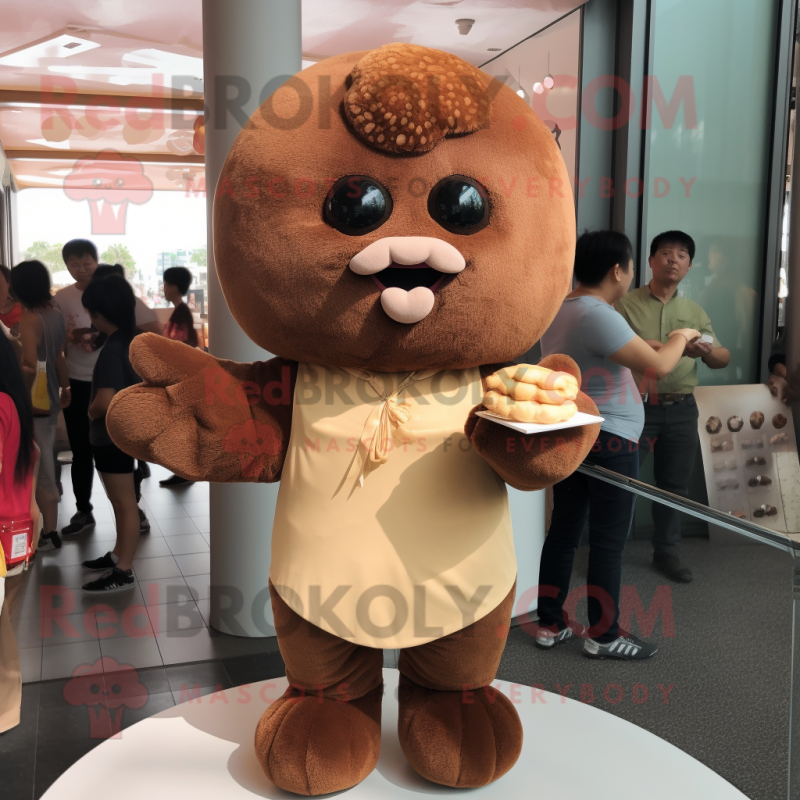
616,231,730,583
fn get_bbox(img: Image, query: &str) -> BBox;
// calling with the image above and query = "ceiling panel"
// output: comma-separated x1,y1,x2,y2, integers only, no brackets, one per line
0,0,586,189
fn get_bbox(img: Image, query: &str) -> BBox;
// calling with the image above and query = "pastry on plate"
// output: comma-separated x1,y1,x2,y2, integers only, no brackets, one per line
731,510,747,519
770,432,789,446
773,414,788,430
745,456,767,467
750,411,765,430
711,440,724,452
483,365,579,424
727,416,744,432
747,475,772,487
706,416,722,434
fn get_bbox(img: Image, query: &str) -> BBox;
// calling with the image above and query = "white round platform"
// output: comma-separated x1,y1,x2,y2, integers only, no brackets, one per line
43,669,746,799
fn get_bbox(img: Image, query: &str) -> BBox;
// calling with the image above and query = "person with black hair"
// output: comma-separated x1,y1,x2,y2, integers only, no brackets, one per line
616,231,730,583
537,231,700,661
78,275,145,593
88,265,153,517
10,261,69,552
55,241,161,539
162,267,199,349
157,266,199,488
0,332,39,733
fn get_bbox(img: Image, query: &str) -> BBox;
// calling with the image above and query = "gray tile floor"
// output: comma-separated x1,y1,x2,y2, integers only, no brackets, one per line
11,461,273,684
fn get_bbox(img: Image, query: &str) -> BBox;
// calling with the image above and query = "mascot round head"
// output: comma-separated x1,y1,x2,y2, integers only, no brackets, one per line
214,42,575,370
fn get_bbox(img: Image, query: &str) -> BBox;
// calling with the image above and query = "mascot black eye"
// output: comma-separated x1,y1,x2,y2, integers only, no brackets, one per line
324,175,393,235
428,175,489,234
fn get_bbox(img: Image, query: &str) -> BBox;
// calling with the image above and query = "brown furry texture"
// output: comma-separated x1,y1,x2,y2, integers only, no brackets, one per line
106,335,296,483
213,49,575,372
255,684,383,796
344,43,490,153
106,44,597,796
265,580,521,791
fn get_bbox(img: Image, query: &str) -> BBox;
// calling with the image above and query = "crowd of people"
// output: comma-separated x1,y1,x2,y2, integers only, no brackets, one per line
0,228,791,736
0,240,203,587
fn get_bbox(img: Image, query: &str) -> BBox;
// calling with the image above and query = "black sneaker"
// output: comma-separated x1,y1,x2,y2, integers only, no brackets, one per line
82,567,135,593
139,508,151,534
159,474,193,488
584,632,658,660
82,552,117,572
38,531,62,551
138,461,151,478
61,511,95,537
653,552,693,583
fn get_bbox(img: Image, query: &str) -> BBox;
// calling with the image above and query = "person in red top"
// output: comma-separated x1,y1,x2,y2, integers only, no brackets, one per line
158,267,198,488
0,265,22,338
162,267,199,348
0,331,38,733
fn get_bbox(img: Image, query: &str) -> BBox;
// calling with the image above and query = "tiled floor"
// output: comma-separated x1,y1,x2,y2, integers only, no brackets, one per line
11,461,275,684
2,651,286,800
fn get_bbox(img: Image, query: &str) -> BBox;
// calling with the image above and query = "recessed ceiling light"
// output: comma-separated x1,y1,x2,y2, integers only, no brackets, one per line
487,48,502,52
0,33,99,67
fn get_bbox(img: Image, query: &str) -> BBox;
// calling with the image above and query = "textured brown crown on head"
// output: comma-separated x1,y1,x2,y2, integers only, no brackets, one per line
344,43,491,154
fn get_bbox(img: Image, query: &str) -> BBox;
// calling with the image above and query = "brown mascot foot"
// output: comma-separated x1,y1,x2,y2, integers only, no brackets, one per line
254,682,383,795
398,674,523,788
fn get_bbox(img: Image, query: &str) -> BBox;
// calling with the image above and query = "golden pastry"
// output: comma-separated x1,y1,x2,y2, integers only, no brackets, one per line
750,411,765,430
706,416,722,434
483,391,578,424
483,364,579,424
773,414,788,430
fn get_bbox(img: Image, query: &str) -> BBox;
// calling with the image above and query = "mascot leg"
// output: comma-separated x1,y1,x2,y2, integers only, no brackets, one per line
255,582,384,795
397,582,522,788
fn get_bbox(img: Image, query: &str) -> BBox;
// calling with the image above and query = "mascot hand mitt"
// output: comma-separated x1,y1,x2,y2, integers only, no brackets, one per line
107,42,599,796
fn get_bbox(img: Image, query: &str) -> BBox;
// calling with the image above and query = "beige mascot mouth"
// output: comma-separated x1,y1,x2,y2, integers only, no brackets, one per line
349,236,466,324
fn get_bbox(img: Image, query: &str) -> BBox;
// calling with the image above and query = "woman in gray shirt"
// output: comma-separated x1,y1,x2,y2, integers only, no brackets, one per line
537,231,699,661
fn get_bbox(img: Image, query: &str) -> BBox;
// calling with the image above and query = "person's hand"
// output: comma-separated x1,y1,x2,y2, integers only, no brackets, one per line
644,339,663,352
684,340,713,359
767,373,789,402
59,386,71,409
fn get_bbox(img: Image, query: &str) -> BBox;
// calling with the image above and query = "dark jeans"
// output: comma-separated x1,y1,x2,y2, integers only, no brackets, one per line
538,430,639,643
638,396,699,556
62,379,94,513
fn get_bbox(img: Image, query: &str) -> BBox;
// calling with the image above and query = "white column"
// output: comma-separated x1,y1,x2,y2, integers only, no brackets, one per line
202,0,301,636
508,488,545,622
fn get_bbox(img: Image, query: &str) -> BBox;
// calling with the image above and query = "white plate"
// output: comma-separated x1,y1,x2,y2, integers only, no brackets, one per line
475,409,604,434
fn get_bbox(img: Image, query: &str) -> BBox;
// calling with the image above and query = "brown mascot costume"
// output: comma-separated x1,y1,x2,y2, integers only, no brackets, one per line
107,44,600,796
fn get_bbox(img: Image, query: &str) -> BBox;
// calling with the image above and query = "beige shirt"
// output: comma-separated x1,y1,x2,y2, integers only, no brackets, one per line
270,363,516,649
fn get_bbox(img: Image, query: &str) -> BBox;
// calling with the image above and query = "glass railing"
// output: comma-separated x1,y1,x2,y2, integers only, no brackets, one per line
577,464,797,799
